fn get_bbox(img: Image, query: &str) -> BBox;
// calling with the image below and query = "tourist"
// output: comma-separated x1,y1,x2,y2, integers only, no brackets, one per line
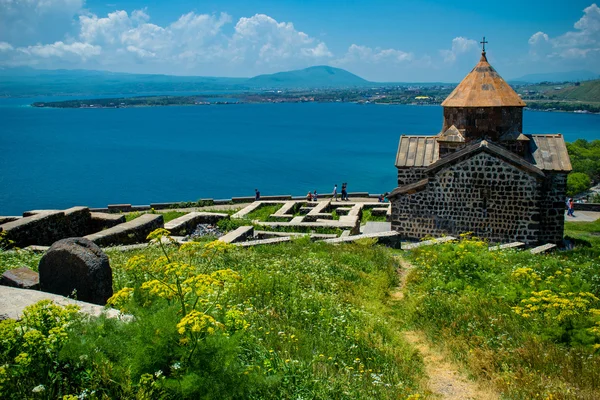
307,191,312,201
378,194,384,203
333,184,338,201
313,190,318,202
255,189,260,201
341,183,348,201
567,198,575,217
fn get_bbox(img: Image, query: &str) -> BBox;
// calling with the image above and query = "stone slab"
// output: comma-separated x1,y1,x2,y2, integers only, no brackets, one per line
231,196,255,203
0,285,125,321
90,212,126,231
108,204,132,212
23,245,50,253
362,222,392,234
236,237,292,247
231,202,262,219
489,242,525,251
164,212,229,235
84,214,164,247
530,243,557,254
219,226,254,244
340,230,351,237
290,216,305,223
0,216,21,225
1,267,39,289
272,201,297,217
254,231,337,240
322,231,401,248
402,236,457,250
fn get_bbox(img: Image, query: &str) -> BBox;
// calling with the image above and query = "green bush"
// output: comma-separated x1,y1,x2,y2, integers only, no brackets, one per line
567,172,592,196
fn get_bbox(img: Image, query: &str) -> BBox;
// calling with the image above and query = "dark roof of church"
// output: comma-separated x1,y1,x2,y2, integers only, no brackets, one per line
388,178,429,199
395,134,571,172
527,134,572,171
424,139,546,177
395,136,439,167
441,52,526,108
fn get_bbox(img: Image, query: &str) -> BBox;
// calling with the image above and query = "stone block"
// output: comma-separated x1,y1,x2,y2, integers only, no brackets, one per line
39,238,112,305
165,212,229,235
1,267,40,289
0,216,20,225
84,214,164,247
108,204,132,213
219,226,254,244
0,286,125,321
90,212,126,232
322,231,401,248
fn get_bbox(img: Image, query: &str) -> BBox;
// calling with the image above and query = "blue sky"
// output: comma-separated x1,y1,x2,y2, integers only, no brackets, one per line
0,0,598,81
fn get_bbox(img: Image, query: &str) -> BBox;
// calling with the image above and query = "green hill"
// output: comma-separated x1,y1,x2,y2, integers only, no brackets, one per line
245,65,370,88
553,79,600,102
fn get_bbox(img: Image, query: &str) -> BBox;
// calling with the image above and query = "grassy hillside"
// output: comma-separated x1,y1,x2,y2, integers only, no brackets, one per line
553,79,600,102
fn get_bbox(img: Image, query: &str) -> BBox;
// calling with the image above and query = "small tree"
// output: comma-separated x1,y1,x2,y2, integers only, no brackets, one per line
567,172,592,196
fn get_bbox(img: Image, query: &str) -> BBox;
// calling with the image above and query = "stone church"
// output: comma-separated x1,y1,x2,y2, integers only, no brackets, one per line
388,47,572,245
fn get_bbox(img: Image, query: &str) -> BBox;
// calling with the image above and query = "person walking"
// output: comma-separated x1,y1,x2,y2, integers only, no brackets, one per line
333,184,338,201
341,183,348,201
255,189,261,201
567,198,575,217
313,190,318,202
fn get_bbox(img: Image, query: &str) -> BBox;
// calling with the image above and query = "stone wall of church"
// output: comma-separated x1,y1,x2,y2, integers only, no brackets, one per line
391,153,545,245
538,173,568,244
397,167,427,187
442,107,523,142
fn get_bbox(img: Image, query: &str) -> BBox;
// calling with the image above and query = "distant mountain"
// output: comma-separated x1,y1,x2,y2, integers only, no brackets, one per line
245,66,370,88
0,65,373,96
0,67,246,97
511,70,600,83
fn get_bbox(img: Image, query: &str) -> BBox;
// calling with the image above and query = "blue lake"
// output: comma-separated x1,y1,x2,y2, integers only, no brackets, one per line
1,98,599,216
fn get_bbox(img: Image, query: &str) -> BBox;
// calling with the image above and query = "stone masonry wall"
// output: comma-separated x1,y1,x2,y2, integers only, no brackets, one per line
538,173,568,244
442,107,523,142
391,153,544,245
397,167,427,187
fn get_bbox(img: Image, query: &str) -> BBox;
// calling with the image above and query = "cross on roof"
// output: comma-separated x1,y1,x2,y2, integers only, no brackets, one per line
480,36,488,53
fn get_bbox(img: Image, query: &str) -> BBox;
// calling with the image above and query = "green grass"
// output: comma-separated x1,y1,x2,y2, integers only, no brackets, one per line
244,204,283,222
1,239,427,399
565,218,600,248
361,208,387,224
0,249,42,275
399,237,600,399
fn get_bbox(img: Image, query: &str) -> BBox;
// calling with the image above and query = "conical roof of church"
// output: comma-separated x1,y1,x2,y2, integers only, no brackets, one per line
441,52,526,107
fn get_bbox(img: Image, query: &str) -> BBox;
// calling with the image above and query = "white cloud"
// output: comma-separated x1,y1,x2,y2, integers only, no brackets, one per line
19,41,101,60
335,44,413,65
0,41,14,51
228,14,332,67
528,3,600,61
440,37,478,63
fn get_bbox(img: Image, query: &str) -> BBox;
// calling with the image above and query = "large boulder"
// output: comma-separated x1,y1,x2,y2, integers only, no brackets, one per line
38,238,113,305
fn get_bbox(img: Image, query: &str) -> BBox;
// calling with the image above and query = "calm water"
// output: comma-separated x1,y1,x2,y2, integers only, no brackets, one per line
1,98,599,215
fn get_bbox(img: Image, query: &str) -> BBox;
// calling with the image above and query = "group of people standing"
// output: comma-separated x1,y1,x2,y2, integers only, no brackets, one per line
332,183,349,201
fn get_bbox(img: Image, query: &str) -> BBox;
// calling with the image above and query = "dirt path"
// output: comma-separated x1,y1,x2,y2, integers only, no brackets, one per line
393,256,499,400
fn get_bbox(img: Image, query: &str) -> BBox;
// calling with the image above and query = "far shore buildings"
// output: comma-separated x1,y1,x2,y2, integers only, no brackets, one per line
388,45,572,245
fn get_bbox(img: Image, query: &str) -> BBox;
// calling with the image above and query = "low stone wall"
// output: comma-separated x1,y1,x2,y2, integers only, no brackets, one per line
0,207,92,248
165,212,229,235
84,214,164,247
573,203,600,212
